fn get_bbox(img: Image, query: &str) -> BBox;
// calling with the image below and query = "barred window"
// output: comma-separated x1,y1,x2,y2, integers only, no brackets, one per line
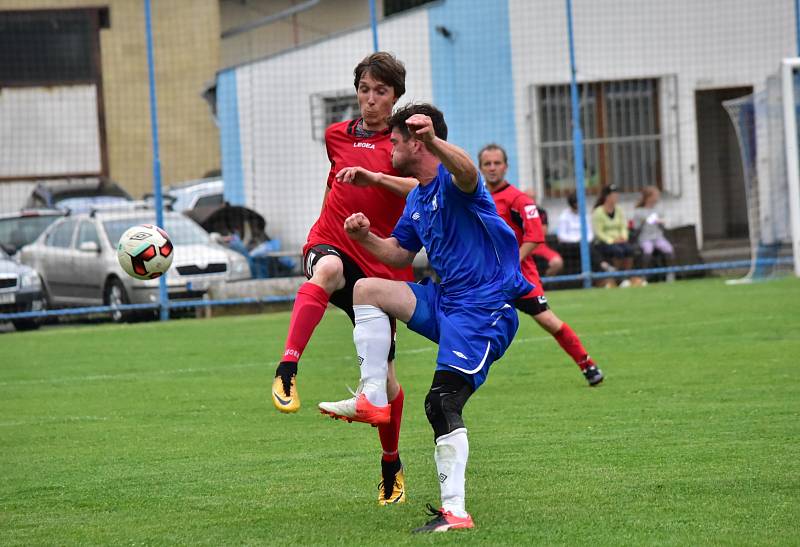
534,78,662,197
309,91,360,141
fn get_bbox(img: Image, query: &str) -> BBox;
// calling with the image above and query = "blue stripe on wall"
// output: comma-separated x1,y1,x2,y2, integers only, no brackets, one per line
217,69,245,205
428,0,519,185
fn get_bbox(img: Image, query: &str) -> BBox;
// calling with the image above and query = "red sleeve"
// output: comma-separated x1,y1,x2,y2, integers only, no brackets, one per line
324,126,336,189
517,194,545,244
325,163,336,189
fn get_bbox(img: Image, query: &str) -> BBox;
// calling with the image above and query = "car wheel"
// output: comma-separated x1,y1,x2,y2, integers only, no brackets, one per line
104,278,130,323
11,317,40,331
11,292,44,331
38,284,59,325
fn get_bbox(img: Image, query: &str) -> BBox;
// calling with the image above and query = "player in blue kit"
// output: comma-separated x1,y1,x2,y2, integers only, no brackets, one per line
318,103,533,533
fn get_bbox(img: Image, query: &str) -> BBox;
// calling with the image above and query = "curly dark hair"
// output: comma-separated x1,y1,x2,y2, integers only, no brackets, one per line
386,103,448,141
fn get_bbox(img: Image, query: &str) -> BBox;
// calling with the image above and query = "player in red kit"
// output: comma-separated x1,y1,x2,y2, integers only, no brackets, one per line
271,52,416,504
478,144,604,386
522,189,564,277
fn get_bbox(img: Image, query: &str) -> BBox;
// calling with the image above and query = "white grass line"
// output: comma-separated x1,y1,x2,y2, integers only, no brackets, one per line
399,316,748,352
0,316,753,388
0,362,265,387
0,415,110,428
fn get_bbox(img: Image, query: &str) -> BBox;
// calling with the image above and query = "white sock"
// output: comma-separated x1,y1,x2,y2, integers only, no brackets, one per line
353,304,390,406
434,427,469,518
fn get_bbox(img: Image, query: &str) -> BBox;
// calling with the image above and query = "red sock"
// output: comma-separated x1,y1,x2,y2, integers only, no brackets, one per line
553,323,594,370
281,282,330,363
378,386,404,462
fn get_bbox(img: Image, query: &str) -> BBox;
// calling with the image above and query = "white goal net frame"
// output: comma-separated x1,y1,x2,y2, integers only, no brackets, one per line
781,58,800,278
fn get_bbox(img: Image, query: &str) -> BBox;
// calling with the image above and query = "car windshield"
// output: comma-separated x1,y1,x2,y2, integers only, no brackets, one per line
0,215,62,250
103,216,211,246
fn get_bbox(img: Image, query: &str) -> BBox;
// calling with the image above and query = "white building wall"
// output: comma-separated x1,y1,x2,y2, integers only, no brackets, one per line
508,0,795,242
233,9,433,251
0,86,101,178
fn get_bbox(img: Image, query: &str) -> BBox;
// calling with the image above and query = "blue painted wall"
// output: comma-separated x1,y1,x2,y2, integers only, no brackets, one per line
217,69,245,206
428,0,520,185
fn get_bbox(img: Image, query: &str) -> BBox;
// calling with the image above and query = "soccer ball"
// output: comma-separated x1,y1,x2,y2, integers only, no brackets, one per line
117,224,174,280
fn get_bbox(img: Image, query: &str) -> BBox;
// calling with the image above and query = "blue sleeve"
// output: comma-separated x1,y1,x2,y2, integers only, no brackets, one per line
392,211,422,253
442,165,486,201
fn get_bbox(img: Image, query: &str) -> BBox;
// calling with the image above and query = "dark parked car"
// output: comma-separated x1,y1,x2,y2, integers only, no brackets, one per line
0,247,45,331
24,178,133,212
0,209,66,255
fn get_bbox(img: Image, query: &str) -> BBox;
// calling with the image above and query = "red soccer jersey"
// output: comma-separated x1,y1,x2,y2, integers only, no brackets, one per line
304,119,414,281
489,181,545,298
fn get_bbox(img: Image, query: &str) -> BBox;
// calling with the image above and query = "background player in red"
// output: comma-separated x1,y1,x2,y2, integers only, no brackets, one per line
271,52,416,504
522,187,564,277
478,144,604,386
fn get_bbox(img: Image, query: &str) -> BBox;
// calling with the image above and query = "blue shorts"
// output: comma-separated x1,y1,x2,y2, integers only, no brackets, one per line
406,279,519,390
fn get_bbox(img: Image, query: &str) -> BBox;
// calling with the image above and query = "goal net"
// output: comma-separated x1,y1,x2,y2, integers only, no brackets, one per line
722,67,797,281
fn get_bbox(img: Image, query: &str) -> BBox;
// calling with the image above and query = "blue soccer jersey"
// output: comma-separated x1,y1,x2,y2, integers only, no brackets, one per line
392,164,533,308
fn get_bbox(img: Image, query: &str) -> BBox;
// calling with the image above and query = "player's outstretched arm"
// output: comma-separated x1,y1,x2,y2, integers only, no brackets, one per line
374,174,420,196
336,167,419,197
344,212,416,268
406,114,478,193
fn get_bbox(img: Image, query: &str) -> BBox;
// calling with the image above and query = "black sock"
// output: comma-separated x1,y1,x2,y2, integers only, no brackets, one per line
274,362,297,396
381,457,402,476
275,361,297,379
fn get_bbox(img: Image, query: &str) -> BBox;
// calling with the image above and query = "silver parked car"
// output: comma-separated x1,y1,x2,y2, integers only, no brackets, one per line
19,209,251,322
164,177,224,214
0,247,45,331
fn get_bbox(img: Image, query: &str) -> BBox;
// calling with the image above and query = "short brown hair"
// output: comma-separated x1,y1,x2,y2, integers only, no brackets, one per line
477,143,508,165
387,103,448,141
353,52,406,98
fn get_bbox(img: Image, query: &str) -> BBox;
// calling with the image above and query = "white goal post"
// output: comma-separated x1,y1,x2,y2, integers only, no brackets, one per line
782,58,800,277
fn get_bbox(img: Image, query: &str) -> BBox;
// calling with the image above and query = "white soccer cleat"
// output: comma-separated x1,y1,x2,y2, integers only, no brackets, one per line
319,390,390,426
319,396,357,418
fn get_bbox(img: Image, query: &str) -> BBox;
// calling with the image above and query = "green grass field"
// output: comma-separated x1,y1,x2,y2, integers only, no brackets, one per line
2,277,799,545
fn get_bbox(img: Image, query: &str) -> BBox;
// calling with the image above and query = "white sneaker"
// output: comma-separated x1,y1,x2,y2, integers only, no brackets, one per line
619,279,631,288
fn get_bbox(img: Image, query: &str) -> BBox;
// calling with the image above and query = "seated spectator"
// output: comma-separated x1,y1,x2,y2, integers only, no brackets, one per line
631,186,675,281
592,184,641,287
523,187,563,276
557,190,607,274
557,190,593,244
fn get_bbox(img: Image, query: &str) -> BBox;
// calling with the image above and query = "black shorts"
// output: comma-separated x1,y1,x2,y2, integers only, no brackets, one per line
514,294,550,317
304,244,397,361
303,244,365,324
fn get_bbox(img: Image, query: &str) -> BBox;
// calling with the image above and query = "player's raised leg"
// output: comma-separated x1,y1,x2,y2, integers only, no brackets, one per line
272,254,345,413
318,278,416,425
